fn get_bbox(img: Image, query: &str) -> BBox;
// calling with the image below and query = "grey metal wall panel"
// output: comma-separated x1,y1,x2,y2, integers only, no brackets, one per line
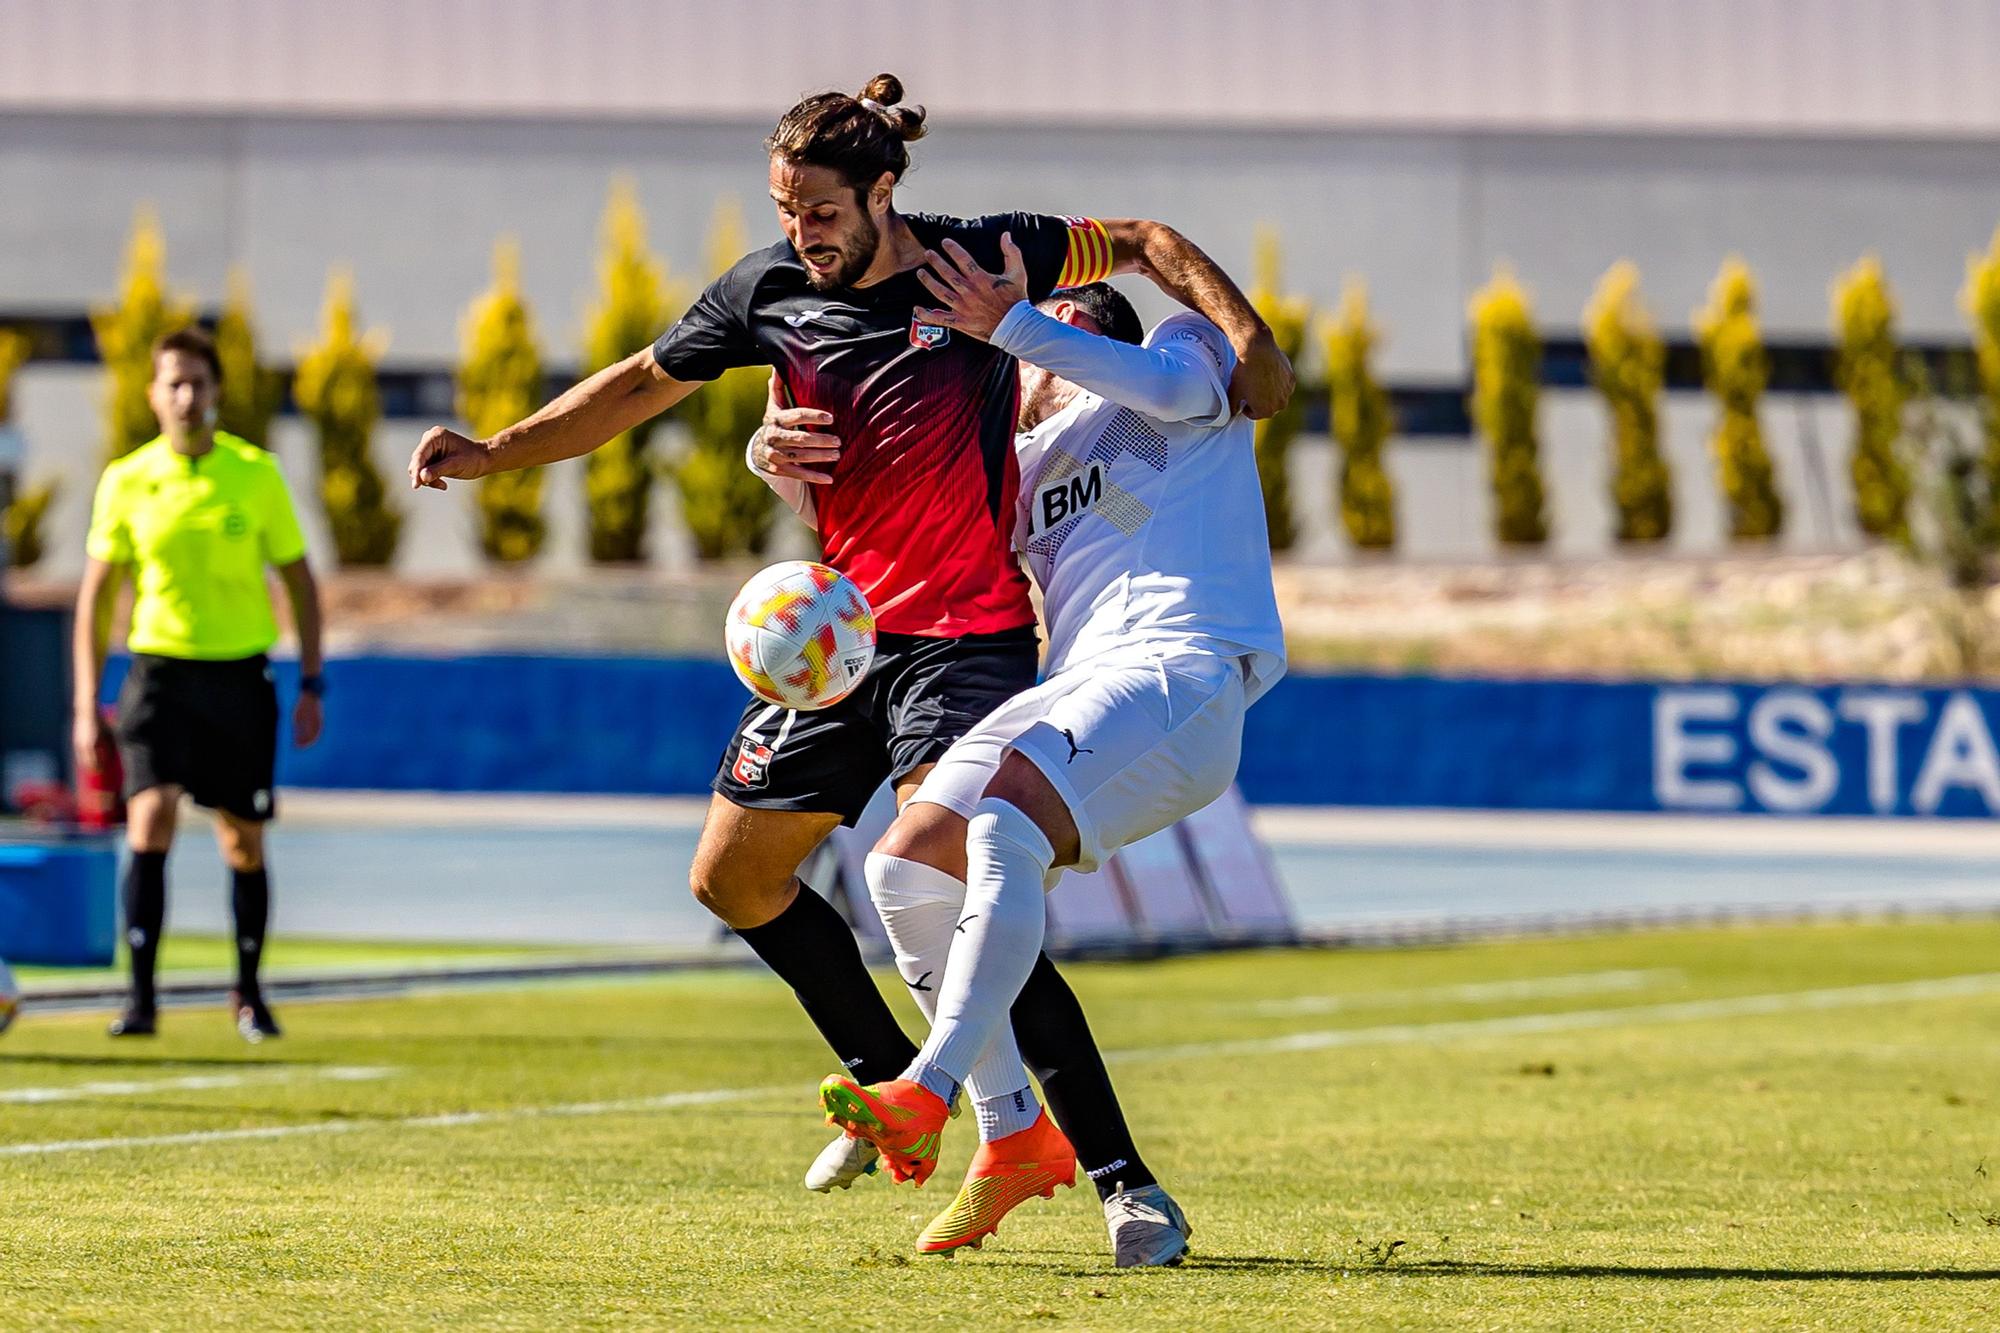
4,0,2000,138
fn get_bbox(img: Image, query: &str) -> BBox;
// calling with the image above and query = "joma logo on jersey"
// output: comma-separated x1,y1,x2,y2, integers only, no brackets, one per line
1034,462,1105,533
909,319,950,350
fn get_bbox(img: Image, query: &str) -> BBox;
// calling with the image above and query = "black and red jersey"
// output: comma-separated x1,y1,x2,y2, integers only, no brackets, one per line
652,212,1115,638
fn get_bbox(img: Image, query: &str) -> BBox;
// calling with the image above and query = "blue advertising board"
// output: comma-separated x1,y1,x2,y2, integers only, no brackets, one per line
98,656,2000,818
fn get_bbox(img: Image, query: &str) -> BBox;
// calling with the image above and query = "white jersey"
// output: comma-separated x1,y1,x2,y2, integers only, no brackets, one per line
992,306,1287,702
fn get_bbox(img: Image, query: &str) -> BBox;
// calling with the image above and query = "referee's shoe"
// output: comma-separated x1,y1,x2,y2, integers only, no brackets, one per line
107,1007,157,1037
231,989,283,1042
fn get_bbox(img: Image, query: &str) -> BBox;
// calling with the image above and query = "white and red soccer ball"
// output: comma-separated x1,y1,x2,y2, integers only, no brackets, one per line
725,561,877,711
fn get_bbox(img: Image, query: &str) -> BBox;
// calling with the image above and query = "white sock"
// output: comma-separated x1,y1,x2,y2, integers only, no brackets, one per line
865,851,1035,1133
906,798,1054,1102
976,1085,1042,1141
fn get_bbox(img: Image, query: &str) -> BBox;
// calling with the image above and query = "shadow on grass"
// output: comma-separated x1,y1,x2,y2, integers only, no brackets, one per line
1171,1257,2000,1283
1394,1261,2000,1282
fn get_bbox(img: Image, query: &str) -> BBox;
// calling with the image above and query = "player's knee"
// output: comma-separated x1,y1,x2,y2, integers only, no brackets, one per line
871,807,966,880
124,787,178,852
688,859,784,928
864,850,963,910
214,820,264,873
981,752,1080,867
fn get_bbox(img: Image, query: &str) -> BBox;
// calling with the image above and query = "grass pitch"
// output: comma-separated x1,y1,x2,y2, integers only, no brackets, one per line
6,920,2000,1329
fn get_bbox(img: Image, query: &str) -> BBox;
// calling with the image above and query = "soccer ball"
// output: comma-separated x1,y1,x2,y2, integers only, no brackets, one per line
0,959,18,1036
725,561,877,710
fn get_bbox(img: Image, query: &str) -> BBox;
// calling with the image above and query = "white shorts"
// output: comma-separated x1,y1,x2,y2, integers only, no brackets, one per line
911,647,1249,873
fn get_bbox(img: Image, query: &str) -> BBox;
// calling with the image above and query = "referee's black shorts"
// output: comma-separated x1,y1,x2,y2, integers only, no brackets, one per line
116,653,280,822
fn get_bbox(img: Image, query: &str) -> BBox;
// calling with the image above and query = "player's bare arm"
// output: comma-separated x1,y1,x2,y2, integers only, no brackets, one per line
747,376,827,528
749,373,842,485
914,236,1032,339
1100,218,1293,419
407,348,696,490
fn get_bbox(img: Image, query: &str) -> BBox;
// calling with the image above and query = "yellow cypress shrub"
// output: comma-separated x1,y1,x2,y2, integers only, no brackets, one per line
670,198,776,560
457,239,547,564
214,268,284,448
4,482,56,568
1832,255,1910,542
1248,226,1310,552
0,328,28,422
1323,279,1396,550
1584,262,1673,543
1694,258,1785,541
91,207,195,463
583,179,682,563
1965,226,2000,533
1468,266,1548,545
295,271,401,566
0,329,56,569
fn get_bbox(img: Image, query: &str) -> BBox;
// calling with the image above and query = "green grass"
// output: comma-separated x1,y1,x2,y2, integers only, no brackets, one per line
7,920,2000,1329
12,935,588,989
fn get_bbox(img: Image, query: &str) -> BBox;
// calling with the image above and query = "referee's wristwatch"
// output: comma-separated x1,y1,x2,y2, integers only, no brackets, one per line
299,673,327,698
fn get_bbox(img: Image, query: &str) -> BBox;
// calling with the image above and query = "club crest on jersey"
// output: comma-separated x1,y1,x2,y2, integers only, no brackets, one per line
732,739,773,788
909,318,950,350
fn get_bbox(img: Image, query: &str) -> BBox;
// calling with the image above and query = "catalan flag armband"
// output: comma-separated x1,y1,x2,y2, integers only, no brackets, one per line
1055,217,1114,288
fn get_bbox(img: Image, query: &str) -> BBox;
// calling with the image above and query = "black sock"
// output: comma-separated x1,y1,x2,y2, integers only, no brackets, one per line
1012,952,1158,1200
231,867,270,1000
123,850,167,1013
735,881,919,1085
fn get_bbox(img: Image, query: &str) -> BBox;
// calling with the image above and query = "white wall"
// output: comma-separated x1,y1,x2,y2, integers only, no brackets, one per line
6,0,2000,139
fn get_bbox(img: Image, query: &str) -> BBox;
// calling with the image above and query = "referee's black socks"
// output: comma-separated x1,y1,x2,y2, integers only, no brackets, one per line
734,880,919,1086
123,850,168,1014
231,867,271,1000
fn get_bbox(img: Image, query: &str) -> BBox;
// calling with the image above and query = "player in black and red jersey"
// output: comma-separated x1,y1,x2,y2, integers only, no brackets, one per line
409,74,1291,1265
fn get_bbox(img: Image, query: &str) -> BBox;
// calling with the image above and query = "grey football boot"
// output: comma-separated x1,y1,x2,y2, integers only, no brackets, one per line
1104,1182,1192,1267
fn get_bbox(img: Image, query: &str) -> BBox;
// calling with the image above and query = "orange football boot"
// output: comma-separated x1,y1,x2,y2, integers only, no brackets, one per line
917,1109,1077,1254
818,1074,951,1187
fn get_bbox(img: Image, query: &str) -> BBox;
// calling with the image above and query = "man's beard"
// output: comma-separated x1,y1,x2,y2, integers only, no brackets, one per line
802,213,880,291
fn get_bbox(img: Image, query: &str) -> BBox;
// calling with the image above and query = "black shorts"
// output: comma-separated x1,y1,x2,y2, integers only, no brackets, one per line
712,626,1039,826
116,653,280,822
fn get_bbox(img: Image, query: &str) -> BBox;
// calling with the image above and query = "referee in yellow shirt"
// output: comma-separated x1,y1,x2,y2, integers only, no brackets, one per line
72,327,325,1041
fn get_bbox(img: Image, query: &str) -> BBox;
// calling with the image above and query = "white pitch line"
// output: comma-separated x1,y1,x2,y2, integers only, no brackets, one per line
0,1066,393,1105
1118,971,2000,1063
11,972,2000,1158
1239,968,1680,1016
0,1085,782,1158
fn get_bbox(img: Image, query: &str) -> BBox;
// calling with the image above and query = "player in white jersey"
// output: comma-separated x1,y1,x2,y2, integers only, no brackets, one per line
750,235,1284,1263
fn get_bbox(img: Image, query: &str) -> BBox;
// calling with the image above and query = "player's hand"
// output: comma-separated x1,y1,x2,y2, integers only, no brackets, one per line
1229,326,1296,420
72,708,106,778
914,234,1030,342
292,693,324,749
752,376,841,484
408,427,491,491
